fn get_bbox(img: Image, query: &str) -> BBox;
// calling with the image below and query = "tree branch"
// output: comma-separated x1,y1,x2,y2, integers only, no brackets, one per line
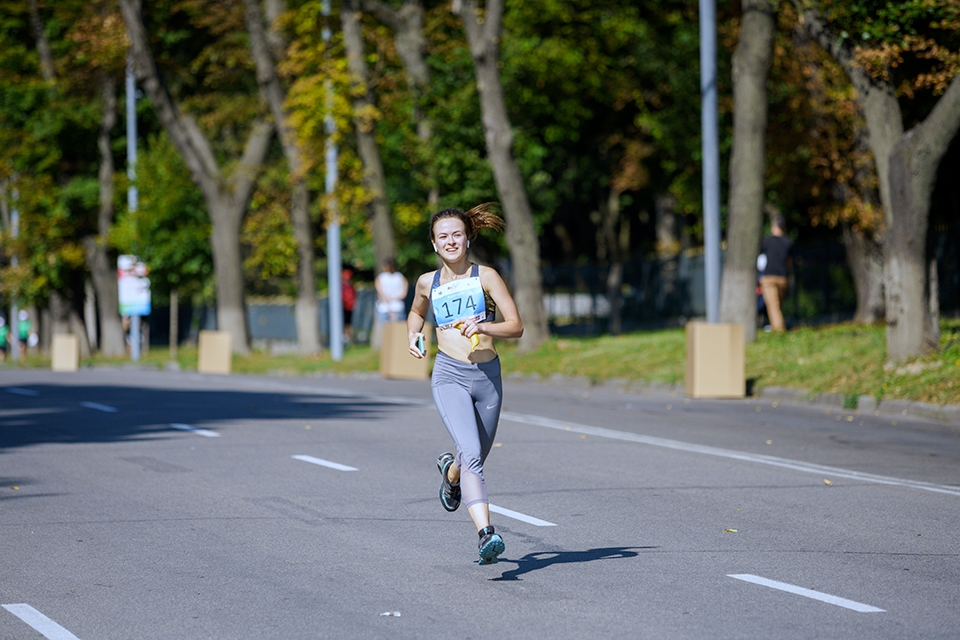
914,73,960,171
119,0,221,186
359,0,402,31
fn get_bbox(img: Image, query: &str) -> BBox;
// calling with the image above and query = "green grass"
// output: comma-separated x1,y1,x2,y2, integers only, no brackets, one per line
6,318,959,406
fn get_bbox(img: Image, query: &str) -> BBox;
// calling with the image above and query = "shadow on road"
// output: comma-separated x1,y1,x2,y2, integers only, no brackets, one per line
0,382,396,452
492,546,655,581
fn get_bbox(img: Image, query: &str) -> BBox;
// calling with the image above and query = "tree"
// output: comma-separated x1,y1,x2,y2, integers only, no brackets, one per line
120,0,273,354
452,0,548,351
794,1,960,360
67,0,129,357
719,0,778,343
360,0,438,205
244,0,320,355
341,0,398,271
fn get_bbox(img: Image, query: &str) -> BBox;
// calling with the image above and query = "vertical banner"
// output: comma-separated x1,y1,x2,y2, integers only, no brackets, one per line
118,255,151,317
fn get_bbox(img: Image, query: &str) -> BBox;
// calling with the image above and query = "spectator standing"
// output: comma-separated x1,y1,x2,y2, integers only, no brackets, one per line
375,258,408,323
341,268,356,344
0,316,7,363
17,310,31,358
758,215,793,332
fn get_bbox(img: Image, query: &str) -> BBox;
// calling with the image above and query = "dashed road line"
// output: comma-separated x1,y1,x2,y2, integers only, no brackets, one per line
170,423,221,438
727,574,885,613
2,603,82,640
292,454,358,472
80,402,117,413
6,387,39,396
489,504,557,527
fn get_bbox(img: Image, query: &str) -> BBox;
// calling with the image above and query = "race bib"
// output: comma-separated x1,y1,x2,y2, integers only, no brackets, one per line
432,277,486,330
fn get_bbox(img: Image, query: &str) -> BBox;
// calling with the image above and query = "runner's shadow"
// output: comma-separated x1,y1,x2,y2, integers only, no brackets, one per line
492,546,655,581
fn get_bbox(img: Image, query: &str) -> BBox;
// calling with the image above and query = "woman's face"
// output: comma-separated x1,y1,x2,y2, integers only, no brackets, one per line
433,217,468,262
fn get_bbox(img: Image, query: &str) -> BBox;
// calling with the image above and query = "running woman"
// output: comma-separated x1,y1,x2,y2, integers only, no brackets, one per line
407,203,523,565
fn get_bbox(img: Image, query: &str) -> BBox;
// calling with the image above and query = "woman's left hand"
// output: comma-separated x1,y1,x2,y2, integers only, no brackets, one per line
459,321,480,339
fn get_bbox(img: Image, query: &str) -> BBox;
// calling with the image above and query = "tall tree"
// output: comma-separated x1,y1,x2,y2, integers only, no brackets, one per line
794,1,960,360
452,0,548,351
120,0,273,354
719,0,778,343
341,0,398,270
68,1,129,357
244,0,320,355
360,0,438,205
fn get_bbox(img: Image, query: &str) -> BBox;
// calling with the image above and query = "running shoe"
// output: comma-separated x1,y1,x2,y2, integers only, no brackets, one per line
436,452,461,512
477,525,504,565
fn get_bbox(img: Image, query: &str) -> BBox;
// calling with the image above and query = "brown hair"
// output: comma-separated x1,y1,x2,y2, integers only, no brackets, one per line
429,202,505,241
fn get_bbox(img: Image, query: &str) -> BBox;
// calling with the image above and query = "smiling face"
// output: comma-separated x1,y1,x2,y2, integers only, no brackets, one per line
432,217,468,262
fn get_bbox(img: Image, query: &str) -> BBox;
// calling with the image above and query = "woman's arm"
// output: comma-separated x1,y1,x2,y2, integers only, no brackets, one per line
407,271,434,358
459,266,523,341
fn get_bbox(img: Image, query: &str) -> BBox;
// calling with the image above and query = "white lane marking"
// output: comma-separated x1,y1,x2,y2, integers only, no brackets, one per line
727,574,885,613
80,402,117,413
292,454,358,472
501,411,960,497
2,603,82,639
489,504,557,527
6,388,39,396
170,423,221,438
124,376,956,498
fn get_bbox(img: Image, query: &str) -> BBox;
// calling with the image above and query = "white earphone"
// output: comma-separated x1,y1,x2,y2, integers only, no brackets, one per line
467,240,471,248
432,244,437,252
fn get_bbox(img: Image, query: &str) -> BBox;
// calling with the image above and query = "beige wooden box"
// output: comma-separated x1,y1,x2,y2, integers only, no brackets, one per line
51,334,79,372
198,330,232,374
380,322,430,380
685,322,745,398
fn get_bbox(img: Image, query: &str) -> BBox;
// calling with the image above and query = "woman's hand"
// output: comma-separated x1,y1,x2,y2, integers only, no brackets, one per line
409,333,425,359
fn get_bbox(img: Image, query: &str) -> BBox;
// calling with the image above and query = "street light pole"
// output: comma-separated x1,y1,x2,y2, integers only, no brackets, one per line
700,0,721,324
126,58,142,361
323,0,343,362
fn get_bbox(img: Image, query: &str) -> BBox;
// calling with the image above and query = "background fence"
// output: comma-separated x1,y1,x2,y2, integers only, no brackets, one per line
146,233,960,347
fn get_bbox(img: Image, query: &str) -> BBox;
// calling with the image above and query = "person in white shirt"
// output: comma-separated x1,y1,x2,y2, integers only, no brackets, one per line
374,258,408,323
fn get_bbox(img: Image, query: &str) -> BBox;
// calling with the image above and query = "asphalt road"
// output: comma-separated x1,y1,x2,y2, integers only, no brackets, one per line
1,367,958,639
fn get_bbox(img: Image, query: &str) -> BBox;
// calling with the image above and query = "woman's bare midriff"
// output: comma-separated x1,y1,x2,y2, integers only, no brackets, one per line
436,327,498,363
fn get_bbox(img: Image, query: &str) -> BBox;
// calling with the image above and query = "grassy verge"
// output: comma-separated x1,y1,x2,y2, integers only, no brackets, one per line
6,318,959,406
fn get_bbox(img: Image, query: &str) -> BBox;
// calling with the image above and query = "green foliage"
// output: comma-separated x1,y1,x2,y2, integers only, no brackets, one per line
112,133,213,303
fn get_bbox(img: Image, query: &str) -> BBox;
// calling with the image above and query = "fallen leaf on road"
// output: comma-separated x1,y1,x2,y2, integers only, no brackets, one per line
823,479,833,486
725,528,738,533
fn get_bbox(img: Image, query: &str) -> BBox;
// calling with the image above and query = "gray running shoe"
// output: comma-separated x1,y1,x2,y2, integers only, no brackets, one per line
478,525,504,565
436,452,461,512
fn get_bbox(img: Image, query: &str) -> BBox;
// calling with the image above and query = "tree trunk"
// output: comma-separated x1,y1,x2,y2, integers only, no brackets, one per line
28,0,55,82
598,189,627,336
655,194,680,259
341,0,397,270
719,0,777,343
361,0,438,204
83,74,126,357
49,289,92,358
244,0,320,355
169,288,179,360
841,222,885,324
453,0,549,351
885,74,960,360
121,0,273,354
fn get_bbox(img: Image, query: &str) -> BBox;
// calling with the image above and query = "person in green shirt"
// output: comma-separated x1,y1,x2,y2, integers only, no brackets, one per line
0,316,8,362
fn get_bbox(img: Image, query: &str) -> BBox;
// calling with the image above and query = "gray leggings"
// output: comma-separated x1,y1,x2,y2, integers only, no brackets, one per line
431,351,503,510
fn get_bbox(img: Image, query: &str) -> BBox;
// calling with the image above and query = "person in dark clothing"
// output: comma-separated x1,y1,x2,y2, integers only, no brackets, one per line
341,268,356,343
758,215,793,332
